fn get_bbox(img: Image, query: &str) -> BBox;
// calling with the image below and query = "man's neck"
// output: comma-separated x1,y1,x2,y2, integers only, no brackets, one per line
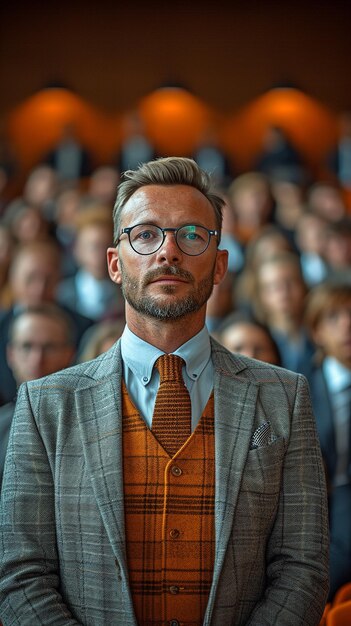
125,310,206,353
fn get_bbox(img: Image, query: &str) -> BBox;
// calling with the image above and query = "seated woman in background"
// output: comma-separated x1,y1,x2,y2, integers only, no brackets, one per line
213,310,281,366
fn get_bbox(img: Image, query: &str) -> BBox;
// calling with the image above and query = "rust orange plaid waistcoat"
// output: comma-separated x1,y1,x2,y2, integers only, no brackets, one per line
122,382,215,626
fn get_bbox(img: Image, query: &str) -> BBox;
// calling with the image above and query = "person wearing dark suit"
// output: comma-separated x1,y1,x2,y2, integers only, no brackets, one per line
0,239,93,405
0,158,329,625
305,281,351,599
0,303,76,491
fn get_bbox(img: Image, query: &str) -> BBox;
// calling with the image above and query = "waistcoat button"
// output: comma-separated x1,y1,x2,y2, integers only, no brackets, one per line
169,528,180,539
169,585,180,594
171,465,182,477
169,621,180,626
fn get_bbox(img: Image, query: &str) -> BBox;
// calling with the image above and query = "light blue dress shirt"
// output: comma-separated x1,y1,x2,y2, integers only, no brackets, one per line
120,325,214,431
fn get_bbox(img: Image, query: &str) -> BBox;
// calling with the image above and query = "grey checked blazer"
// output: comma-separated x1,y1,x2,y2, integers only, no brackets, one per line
0,338,329,625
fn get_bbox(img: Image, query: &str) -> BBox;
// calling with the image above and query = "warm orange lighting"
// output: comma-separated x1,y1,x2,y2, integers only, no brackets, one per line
139,88,213,155
7,89,119,170
221,88,338,176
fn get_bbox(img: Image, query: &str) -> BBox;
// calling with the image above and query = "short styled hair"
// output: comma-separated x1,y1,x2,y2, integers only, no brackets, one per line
304,281,351,333
8,303,75,345
112,157,225,243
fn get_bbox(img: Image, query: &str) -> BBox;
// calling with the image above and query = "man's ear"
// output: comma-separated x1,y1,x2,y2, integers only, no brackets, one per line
213,248,229,286
107,247,122,285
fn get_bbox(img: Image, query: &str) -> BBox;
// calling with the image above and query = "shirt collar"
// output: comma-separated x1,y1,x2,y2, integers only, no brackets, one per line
121,324,211,386
323,356,351,393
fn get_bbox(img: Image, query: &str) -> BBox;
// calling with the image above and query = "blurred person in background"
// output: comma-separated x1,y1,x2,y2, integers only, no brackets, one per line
252,250,315,377
0,239,93,405
0,223,15,310
234,224,293,313
305,281,351,598
2,199,52,244
44,122,94,183
0,303,76,491
323,217,351,282
227,172,275,246
22,164,58,222
294,210,329,287
78,318,126,363
85,165,120,208
327,111,351,192
307,182,346,223
214,310,281,365
56,206,125,322
253,125,306,183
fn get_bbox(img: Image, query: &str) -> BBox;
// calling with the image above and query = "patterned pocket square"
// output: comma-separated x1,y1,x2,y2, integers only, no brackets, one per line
249,420,276,449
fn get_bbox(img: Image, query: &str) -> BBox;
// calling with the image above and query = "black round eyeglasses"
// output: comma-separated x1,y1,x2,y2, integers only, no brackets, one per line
117,224,218,256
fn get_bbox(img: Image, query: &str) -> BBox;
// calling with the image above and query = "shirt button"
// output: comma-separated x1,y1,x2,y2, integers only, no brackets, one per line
142,376,148,383
171,465,182,477
169,528,180,539
169,621,179,626
169,585,180,595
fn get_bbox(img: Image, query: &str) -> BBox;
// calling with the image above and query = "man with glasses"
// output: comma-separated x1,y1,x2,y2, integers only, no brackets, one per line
0,158,329,625
0,303,75,490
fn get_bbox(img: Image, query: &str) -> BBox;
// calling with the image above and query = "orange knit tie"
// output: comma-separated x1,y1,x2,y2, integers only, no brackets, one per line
152,354,192,456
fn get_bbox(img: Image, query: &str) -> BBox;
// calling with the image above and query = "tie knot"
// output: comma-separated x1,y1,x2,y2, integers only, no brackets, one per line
155,354,184,383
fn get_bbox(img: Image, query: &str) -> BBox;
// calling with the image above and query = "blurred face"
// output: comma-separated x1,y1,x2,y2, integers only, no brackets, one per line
220,322,279,364
325,233,351,269
10,250,60,306
309,186,345,222
314,302,351,367
234,184,271,226
75,224,112,279
107,185,228,325
7,314,74,384
258,261,306,320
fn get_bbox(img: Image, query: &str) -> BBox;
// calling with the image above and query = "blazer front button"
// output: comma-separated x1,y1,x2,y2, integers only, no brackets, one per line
169,585,180,594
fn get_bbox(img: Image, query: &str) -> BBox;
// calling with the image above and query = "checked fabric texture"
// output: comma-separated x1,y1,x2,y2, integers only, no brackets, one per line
152,354,191,457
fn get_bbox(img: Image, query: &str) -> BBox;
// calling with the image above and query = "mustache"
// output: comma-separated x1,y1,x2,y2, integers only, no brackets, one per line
144,266,194,284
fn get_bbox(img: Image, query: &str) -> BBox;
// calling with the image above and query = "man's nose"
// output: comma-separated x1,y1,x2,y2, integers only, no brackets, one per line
155,231,182,262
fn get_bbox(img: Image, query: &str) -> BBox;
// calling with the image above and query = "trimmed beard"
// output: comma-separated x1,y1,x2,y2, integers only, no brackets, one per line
119,261,215,321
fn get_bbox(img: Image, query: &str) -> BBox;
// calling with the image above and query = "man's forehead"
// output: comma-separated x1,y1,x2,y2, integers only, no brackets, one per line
122,184,213,220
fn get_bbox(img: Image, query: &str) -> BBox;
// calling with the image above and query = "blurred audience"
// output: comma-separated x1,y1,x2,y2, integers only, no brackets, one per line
304,281,351,598
294,210,329,287
214,310,281,365
56,207,124,322
252,250,314,377
323,218,351,282
227,172,274,246
254,125,307,183
44,123,93,182
0,239,92,405
78,318,125,363
307,182,346,223
0,303,76,490
327,111,351,192
115,111,156,172
235,224,293,312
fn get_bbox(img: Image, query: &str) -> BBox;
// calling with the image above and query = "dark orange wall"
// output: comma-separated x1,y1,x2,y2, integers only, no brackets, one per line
0,1,350,118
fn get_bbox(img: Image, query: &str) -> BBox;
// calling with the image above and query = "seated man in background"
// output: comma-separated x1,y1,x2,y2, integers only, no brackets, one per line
0,303,75,490
305,281,351,598
0,239,93,405
56,207,125,322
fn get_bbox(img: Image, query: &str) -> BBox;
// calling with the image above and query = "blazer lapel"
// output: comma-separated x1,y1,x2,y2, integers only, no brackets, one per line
205,340,259,622
74,343,129,574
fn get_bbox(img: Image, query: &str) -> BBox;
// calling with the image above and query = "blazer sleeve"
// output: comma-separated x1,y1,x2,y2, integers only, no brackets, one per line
246,374,330,625
0,383,82,625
